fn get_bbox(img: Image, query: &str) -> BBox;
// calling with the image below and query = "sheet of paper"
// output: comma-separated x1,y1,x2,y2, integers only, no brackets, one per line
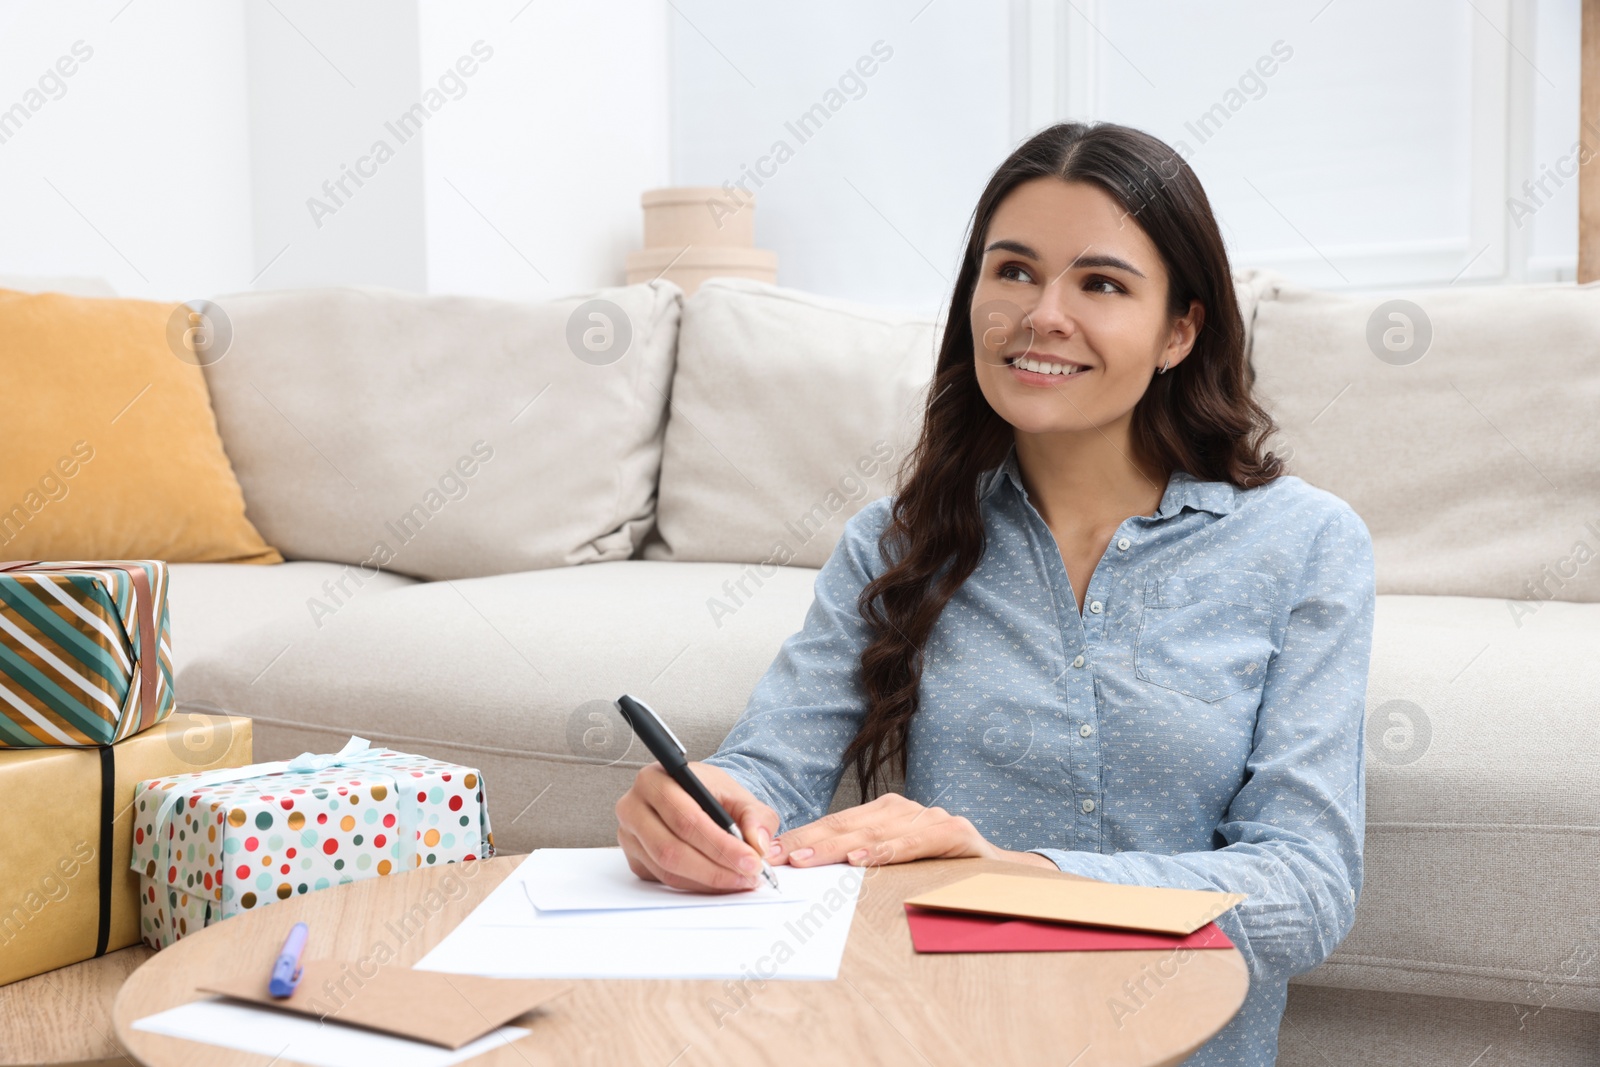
416,848,863,980
903,873,1246,937
460,854,804,929
130,997,529,1067
516,847,796,911
510,882,797,929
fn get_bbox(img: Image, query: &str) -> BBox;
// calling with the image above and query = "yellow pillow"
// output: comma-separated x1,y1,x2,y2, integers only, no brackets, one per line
0,289,280,564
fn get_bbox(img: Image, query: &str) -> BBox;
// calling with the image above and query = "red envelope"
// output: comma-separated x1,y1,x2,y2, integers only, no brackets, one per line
905,904,1234,953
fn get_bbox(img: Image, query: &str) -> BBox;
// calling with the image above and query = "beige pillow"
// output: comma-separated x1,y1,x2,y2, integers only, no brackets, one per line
640,279,937,569
201,281,682,580
1250,280,1600,605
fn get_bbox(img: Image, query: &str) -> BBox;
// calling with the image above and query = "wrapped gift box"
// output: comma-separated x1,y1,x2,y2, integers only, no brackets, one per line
0,560,174,748
0,712,252,985
129,737,494,948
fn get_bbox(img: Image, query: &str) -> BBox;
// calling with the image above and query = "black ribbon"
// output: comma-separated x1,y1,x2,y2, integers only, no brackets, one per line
95,743,113,958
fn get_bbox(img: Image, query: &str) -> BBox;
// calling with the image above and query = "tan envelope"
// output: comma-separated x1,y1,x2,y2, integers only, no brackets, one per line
201,962,570,1050
904,872,1246,936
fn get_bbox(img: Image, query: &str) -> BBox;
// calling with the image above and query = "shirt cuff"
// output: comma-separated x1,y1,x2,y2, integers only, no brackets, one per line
1028,848,1147,885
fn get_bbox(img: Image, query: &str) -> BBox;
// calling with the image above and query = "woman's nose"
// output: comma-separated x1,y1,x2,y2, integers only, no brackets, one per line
1024,282,1080,339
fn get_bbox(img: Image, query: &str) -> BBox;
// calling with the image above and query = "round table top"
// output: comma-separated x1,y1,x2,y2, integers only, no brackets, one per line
112,853,1247,1067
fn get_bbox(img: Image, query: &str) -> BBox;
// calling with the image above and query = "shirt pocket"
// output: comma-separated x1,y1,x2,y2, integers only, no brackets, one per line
1134,568,1281,704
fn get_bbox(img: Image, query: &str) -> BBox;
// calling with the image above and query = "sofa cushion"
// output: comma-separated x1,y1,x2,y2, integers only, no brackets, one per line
173,560,820,854
1251,279,1600,603
166,562,416,677
1280,985,1599,1067
1297,594,1600,1013
201,281,683,580
640,278,937,569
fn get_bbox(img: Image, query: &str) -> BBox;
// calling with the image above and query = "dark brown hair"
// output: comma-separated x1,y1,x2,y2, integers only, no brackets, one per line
843,121,1285,800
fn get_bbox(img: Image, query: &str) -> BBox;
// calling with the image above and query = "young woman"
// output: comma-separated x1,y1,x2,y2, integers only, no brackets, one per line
616,121,1376,1066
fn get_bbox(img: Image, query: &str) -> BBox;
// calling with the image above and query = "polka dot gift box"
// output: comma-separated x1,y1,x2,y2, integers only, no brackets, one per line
127,736,494,948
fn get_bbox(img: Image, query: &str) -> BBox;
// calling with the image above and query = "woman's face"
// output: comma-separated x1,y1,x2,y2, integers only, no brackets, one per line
971,177,1202,439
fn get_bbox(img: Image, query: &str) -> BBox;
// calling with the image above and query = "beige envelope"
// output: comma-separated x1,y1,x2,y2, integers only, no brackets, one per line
201,961,570,1049
904,873,1246,936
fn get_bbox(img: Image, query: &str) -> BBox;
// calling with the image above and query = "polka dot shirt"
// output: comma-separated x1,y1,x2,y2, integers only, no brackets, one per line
706,440,1378,1066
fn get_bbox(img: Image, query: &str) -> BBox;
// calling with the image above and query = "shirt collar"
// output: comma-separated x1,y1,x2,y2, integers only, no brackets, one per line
979,440,1236,519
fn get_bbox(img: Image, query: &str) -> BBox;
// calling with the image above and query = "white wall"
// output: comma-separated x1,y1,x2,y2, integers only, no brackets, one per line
0,0,669,302
0,1,1583,307
243,0,427,293
1057,0,1582,290
1085,2,1474,288
669,0,1584,310
417,0,671,301
668,0,1012,316
0,0,254,300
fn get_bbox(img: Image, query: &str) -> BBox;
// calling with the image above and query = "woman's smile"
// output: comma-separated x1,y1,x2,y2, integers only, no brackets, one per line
1004,350,1093,387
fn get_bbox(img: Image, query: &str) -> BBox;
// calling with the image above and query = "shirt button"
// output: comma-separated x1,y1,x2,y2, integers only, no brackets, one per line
1071,654,1085,668
1080,799,1096,814
1088,600,1103,614
1116,537,1131,551
1079,723,1094,738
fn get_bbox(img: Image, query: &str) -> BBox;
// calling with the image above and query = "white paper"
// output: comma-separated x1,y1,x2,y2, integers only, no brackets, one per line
518,847,793,911
458,862,783,930
416,848,864,981
130,997,529,1067
510,882,800,929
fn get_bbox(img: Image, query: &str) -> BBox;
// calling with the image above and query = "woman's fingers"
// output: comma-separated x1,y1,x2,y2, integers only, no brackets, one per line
776,795,904,859
725,795,782,864
847,831,937,866
738,815,782,865
626,795,760,892
617,825,666,883
780,799,992,867
616,763,788,892
785,826,889,867
700,763,781,866
639,765,773,877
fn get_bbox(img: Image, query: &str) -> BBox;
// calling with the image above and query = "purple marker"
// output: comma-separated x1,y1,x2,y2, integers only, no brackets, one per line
268,922,308,997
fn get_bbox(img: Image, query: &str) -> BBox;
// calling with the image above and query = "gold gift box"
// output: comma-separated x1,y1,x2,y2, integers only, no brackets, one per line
0,711,251,985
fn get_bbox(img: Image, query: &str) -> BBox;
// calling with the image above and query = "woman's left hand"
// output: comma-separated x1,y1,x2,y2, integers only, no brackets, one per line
773,793,1058,869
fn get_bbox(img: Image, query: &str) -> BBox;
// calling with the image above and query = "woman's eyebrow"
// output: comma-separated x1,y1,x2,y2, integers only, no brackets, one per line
982,239,1147,279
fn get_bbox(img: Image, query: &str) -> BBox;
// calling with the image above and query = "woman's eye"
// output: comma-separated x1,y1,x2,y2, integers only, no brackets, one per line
1086,275,1124,294
997,262,1034,284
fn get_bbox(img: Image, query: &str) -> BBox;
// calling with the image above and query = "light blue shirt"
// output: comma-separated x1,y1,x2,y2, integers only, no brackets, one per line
705,441,1377,1066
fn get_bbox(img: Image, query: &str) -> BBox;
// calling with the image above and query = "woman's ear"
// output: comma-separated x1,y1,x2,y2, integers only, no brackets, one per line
1164,298,1205,369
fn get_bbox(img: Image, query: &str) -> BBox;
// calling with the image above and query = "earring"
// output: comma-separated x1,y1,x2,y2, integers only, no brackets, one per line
1159,357,1171,375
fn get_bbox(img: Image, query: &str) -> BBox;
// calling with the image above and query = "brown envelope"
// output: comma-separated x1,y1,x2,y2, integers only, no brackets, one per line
903,873,1246,936
200,962,569,1049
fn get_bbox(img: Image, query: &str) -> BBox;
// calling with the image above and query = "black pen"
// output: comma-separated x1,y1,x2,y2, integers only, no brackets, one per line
615,694,780,892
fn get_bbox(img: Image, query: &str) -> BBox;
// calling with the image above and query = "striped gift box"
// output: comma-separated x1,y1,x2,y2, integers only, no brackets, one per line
0,560,174,747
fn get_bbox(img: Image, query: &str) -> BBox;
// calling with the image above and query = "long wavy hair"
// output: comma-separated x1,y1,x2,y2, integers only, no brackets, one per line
844,121,1286,801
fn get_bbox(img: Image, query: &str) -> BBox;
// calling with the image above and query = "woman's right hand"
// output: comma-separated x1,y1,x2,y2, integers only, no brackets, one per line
615,761,782,893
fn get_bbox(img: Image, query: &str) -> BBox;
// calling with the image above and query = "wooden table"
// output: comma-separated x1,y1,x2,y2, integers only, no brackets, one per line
112,854,1247,1067
1,945,154,1066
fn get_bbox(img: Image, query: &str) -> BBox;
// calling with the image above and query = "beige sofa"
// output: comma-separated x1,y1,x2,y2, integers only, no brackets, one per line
170,273,1598,1066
